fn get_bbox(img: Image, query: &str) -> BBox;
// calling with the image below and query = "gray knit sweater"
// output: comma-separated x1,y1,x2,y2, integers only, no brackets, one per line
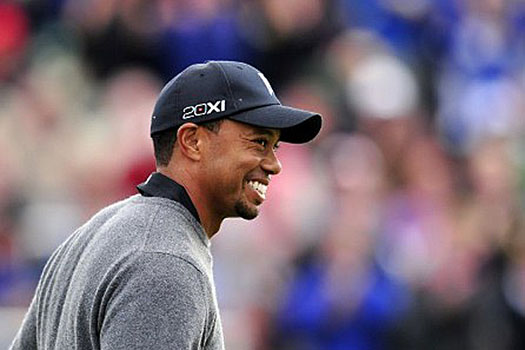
10,195,225,349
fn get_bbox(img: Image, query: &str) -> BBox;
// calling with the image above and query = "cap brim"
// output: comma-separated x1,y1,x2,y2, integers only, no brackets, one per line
228,104,322,144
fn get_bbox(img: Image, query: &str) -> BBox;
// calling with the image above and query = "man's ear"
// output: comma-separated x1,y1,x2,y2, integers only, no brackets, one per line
177,123,202,161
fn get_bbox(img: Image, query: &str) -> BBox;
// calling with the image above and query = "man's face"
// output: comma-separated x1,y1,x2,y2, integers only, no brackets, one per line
200,119,282,220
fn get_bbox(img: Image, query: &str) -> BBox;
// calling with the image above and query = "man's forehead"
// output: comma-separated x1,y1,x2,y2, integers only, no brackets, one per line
248,125,280,139
229,119,280,139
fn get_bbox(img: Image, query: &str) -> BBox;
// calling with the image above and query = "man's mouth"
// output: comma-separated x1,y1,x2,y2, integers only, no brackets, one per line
247,180,267,200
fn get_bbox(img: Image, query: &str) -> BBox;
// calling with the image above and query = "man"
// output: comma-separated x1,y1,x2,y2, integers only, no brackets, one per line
10,61,322,349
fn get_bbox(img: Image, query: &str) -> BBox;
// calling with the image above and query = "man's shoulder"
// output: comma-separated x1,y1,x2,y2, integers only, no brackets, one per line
104,195,211,273
87,195,197,231
138,196,211,276
78,195,210,274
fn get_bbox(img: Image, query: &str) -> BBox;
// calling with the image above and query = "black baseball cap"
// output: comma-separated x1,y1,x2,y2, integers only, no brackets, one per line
151,61,322,143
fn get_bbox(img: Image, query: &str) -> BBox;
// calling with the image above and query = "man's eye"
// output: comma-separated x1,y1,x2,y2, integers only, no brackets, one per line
254,139,268,147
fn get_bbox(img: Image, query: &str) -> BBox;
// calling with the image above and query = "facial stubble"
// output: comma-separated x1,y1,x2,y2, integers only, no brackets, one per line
234,181,259,220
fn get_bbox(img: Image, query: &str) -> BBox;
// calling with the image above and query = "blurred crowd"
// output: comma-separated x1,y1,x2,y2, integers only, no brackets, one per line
1,0,525,349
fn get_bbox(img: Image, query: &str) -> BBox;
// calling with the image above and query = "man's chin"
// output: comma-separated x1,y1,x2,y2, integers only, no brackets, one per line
234,200,259,220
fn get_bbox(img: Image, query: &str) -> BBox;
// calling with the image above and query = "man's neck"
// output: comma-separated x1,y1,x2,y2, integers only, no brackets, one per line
158,167,221,239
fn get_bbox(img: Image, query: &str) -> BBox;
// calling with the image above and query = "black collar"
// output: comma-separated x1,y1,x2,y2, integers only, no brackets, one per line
137,172,200,223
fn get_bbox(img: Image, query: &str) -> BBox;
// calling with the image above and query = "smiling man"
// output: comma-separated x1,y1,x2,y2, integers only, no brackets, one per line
10,61,322,350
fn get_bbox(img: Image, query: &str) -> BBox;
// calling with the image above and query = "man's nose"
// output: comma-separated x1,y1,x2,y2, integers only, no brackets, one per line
262,149,282,175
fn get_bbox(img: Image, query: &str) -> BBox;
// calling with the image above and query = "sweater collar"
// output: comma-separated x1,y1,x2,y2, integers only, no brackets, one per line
137,172,200,223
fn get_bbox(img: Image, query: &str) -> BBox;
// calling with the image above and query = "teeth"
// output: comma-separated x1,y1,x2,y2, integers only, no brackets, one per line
248,180,267,199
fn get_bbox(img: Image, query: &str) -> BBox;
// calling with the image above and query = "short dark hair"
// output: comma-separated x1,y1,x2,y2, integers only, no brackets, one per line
152,119,224,167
